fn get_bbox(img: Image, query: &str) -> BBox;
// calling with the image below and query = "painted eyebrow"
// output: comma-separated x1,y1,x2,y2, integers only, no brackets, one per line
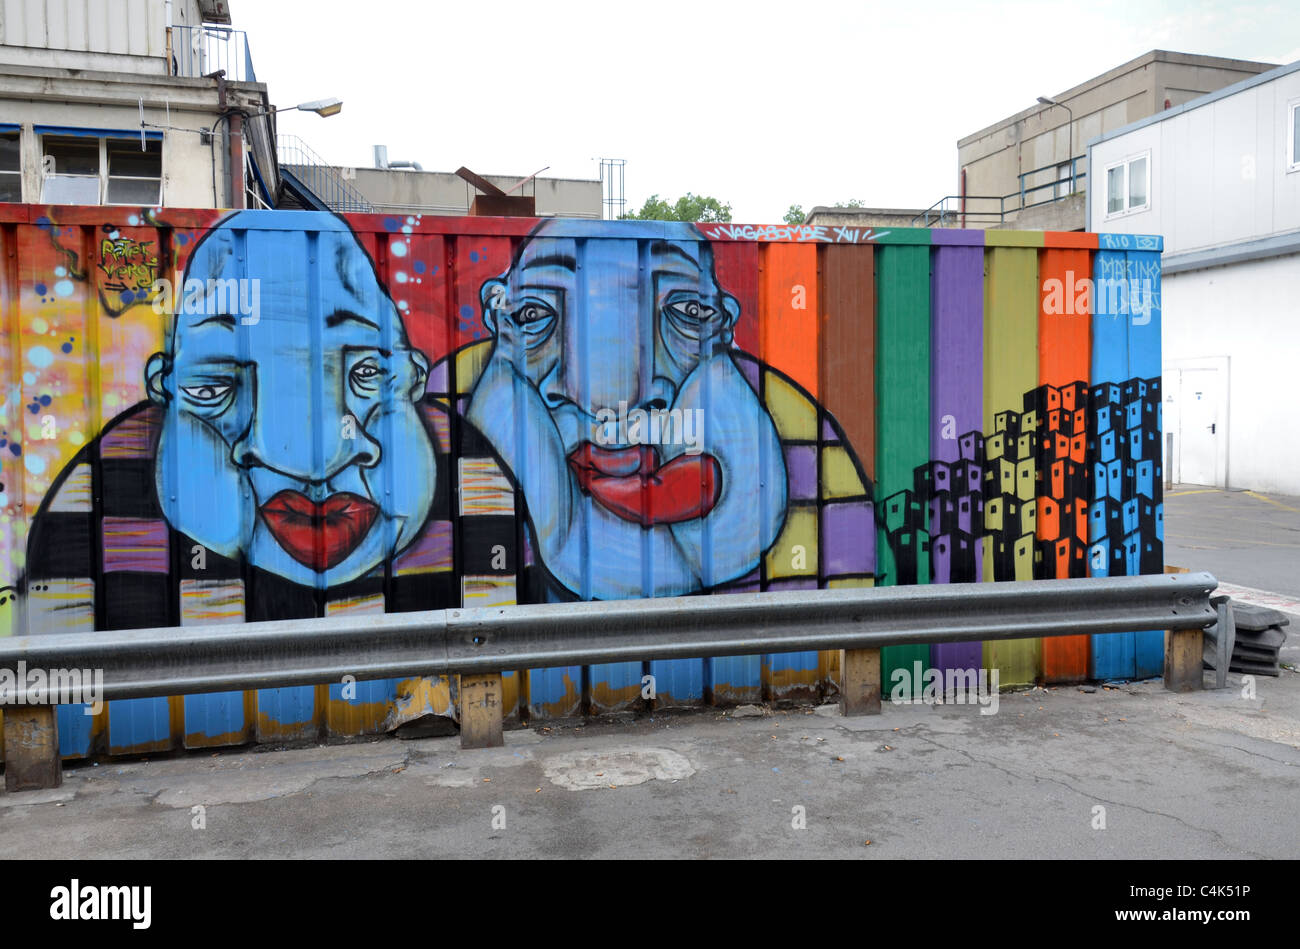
650,241,702,267
326,309,380,330
191,313,237,329
520,253,577,271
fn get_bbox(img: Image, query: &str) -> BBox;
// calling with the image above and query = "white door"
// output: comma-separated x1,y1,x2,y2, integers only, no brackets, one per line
1178,367,1222,486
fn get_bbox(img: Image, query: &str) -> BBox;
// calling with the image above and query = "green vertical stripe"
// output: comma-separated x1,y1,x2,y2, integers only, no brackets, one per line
876,244,931,697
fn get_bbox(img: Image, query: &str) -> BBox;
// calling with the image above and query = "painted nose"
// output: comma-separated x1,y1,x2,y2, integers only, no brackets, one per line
232,393,381,481
638,376,677,412
538,361,572,410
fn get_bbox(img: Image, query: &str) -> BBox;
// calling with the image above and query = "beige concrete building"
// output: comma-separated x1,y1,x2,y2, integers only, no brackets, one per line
280,160,604,219
0,0,274,209
803,206,932,229
954,50,1277,230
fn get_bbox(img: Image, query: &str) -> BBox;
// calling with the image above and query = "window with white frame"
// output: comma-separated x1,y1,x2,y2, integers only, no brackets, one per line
38,130,162,206
1288,100,1300,173
0,129,20,203
1105,151,1150,218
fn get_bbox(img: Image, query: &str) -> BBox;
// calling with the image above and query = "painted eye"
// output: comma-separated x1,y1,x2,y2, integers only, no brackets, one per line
667,299,716,322
350,361,384,390
513,301,555,325
180,383,231,405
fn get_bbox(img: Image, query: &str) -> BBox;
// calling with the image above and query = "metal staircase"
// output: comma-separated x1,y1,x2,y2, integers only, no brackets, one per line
276,135,375,213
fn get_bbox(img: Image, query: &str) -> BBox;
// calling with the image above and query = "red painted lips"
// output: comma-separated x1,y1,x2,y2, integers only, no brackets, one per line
567,442,721,526
260,490,379,572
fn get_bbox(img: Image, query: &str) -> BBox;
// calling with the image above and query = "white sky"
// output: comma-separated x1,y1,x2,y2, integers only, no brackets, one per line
237,0,1300,222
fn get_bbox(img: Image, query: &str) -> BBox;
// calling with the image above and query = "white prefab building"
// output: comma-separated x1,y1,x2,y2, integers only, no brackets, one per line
1087,59,1300,496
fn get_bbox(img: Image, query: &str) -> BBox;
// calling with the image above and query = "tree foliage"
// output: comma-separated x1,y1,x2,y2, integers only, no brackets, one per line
623,193,733,223
783,204,805,225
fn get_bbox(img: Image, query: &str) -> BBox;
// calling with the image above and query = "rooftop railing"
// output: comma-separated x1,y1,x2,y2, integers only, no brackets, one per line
170,24,256,83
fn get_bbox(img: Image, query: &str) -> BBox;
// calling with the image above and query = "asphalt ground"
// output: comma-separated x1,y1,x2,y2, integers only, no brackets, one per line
1,483,1296,860
1164,485,1300,608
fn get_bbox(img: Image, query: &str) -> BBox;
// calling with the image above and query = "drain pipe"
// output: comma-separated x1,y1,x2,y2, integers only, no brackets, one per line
960,167,967,229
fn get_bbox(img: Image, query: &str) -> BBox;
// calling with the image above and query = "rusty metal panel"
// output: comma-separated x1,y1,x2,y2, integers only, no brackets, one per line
0,207,1162,756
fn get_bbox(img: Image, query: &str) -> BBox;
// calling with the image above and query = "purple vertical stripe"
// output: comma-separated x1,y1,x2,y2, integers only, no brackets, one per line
929,244,984,674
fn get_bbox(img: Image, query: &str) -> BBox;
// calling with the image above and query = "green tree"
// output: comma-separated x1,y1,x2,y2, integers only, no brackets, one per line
623,193,732,223
783,204,805,225
838,198,867,208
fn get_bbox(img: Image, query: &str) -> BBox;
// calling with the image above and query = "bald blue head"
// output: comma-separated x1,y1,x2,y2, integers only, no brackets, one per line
146,210,435,586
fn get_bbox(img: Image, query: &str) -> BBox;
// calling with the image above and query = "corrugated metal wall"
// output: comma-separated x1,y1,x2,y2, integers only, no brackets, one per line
0,0,167,57
0,206,1164,759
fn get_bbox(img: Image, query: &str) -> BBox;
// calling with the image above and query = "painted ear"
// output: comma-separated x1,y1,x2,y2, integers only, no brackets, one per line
145,352,170,404
479,277,508,336
720,292,741,342
408,349,429,400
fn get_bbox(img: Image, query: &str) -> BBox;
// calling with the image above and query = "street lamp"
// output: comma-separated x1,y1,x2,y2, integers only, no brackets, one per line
205,97,343,208
246,97,344,120
293,98,343,118
1037,95,1074,196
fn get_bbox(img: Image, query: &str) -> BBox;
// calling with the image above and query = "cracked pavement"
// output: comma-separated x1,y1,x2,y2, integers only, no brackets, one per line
2,667,1297,858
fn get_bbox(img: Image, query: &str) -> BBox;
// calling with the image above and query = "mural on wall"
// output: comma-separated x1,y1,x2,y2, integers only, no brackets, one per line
0,207,1162,753
23,213,451,628
464,219,871,600
881,377,1164,586
14,212,874,629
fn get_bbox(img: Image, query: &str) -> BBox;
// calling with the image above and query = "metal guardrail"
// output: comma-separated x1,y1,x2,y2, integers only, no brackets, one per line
1016,156,1085,211
171,25,256,83
0,574,1217,705
912,195,1007,228
914,158,1087,227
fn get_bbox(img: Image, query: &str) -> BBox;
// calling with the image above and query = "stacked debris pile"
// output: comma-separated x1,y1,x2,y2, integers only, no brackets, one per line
1204,598,1289,678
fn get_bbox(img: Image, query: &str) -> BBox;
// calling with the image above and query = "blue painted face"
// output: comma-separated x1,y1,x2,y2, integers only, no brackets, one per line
147,211,435,586
466,219,786,598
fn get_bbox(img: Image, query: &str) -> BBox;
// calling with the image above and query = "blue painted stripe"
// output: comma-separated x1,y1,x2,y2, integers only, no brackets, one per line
34,125,162,140
1090,248,1134,679
256,686,316,729
183,691,245,743
57,704,96,758
649,657,706,706
1128,250,1164,678
107,697,170,752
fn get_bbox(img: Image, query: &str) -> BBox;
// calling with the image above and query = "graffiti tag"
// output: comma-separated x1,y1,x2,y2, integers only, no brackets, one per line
98,237,160,300
699,223,889,244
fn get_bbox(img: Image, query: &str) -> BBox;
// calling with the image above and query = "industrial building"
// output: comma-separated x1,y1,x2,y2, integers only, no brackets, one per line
0,0,601,217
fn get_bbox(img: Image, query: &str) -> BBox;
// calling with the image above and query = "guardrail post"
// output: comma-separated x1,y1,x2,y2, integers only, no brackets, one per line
3,705,61,792
839,648,881,716
460,673,504,749
1207,596,1236,690
1164,627,1203,692
1162,565,1201,692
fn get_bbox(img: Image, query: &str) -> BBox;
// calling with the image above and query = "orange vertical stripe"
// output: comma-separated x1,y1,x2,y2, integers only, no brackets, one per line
760,243,819,399
1038,246,1091,681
